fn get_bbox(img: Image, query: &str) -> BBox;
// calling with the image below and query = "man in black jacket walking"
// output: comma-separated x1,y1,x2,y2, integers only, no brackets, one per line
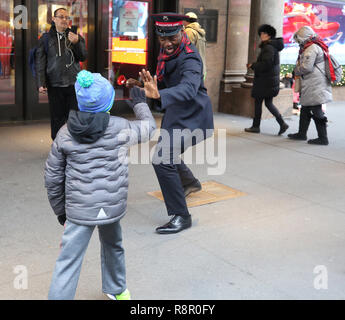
36,7,87,140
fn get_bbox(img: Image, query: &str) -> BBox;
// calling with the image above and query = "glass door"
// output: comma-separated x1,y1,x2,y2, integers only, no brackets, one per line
106,0,152,100
0,1,15,105
24,0,92,120
0,0,23,121
0,0,93,121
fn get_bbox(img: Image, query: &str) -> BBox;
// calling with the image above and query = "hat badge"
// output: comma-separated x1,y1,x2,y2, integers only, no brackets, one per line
163,16,169,21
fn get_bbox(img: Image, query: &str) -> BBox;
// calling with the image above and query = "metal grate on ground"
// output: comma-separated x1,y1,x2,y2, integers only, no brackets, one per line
148,181,247,208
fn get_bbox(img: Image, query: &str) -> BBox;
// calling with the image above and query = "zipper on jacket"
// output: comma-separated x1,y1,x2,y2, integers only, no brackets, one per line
57,33,62,57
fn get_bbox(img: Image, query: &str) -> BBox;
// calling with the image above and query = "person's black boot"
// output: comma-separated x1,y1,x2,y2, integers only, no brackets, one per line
156,215,192,234
308,117,329,145
288,133,307,140
278,123,289,135
244,126,260,133
277,116,289,135
245,117,260,133
288,107,311,141
308,138,329,145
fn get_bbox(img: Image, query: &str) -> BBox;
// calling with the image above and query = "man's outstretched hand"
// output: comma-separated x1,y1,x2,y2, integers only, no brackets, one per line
139,69,160,100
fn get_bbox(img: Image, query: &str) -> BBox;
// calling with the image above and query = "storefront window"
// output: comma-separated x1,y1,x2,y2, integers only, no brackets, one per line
0,0,15,105
282,0,345,64
108,0,150,100
37,0,88,103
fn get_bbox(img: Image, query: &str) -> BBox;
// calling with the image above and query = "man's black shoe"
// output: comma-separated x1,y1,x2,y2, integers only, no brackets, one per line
184,180,202,197
156,215,192,234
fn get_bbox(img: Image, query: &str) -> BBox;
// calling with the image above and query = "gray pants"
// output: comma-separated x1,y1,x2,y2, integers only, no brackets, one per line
48,220,126,300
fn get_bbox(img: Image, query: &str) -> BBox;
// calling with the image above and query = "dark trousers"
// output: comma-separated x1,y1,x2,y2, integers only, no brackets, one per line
299,105,327,137
253,97,283,128
47,86,78,140
153,152,197,217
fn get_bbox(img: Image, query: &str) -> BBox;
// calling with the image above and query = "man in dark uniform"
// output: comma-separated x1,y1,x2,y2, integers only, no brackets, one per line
139,13,214,234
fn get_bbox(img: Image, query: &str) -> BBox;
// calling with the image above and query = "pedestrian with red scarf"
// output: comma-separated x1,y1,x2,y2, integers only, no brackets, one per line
139,13,214,234
288,26,332,145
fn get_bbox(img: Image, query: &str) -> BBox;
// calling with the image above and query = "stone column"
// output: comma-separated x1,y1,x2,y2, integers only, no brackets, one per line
242,0,285,88
219,0,291,118
221,0,251,92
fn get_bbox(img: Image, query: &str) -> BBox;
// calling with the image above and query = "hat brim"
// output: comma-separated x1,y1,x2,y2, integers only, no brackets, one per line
155,25,183,37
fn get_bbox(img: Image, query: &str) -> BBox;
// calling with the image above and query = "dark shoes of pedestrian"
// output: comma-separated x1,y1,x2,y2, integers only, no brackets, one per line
244,126,260,133
278,123,289,135
156,215,192,234
287,133,307,140
184,180,202,197
307,138,329,145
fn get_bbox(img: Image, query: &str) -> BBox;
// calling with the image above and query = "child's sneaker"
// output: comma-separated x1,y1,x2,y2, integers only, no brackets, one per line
106,289,131,300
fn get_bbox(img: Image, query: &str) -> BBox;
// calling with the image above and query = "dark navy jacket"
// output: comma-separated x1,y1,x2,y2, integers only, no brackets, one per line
155,43,214,147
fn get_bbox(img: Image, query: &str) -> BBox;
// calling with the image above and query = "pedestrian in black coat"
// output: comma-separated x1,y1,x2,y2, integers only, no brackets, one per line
245,24,289,135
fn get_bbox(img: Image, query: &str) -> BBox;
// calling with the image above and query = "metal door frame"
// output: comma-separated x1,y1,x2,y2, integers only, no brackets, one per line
0,0,24,121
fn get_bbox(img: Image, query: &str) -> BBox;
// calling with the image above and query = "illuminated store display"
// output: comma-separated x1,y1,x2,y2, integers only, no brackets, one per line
282,0,345,64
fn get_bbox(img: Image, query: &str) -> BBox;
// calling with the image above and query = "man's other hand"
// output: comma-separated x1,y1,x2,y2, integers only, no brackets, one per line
39,87,47,94
68,32,79,44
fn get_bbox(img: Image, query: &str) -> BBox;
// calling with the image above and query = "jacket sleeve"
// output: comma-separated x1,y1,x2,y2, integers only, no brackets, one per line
294,45,318,76
71,35,88,62
35,35,47,88
125,102,156,146
44,134,66,217
158,54,202,110
185,28,198,45
251,45,275,74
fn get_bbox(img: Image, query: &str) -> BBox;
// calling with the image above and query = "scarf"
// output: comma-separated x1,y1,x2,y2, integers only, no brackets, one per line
156,31,193,82
300,36,336,82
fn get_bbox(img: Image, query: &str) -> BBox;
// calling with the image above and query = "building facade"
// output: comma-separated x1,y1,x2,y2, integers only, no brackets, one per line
0,0,344,122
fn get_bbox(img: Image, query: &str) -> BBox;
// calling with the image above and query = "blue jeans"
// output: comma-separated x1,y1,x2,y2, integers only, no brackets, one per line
48,220,126,300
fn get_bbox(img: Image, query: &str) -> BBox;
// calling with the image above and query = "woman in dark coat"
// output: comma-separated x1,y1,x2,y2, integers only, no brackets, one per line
245,24,289,135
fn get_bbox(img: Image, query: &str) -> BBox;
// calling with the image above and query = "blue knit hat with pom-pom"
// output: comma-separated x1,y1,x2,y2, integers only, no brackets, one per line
75,70,115,113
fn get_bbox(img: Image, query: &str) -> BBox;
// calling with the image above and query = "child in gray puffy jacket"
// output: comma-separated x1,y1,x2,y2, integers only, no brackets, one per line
45,70,156,300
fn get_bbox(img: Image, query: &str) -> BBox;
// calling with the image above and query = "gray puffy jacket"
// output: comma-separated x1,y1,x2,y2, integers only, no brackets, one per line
44,103,156,226
294,26,332,106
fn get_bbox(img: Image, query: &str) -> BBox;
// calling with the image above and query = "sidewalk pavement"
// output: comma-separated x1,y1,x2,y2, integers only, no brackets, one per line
0,102,345,300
